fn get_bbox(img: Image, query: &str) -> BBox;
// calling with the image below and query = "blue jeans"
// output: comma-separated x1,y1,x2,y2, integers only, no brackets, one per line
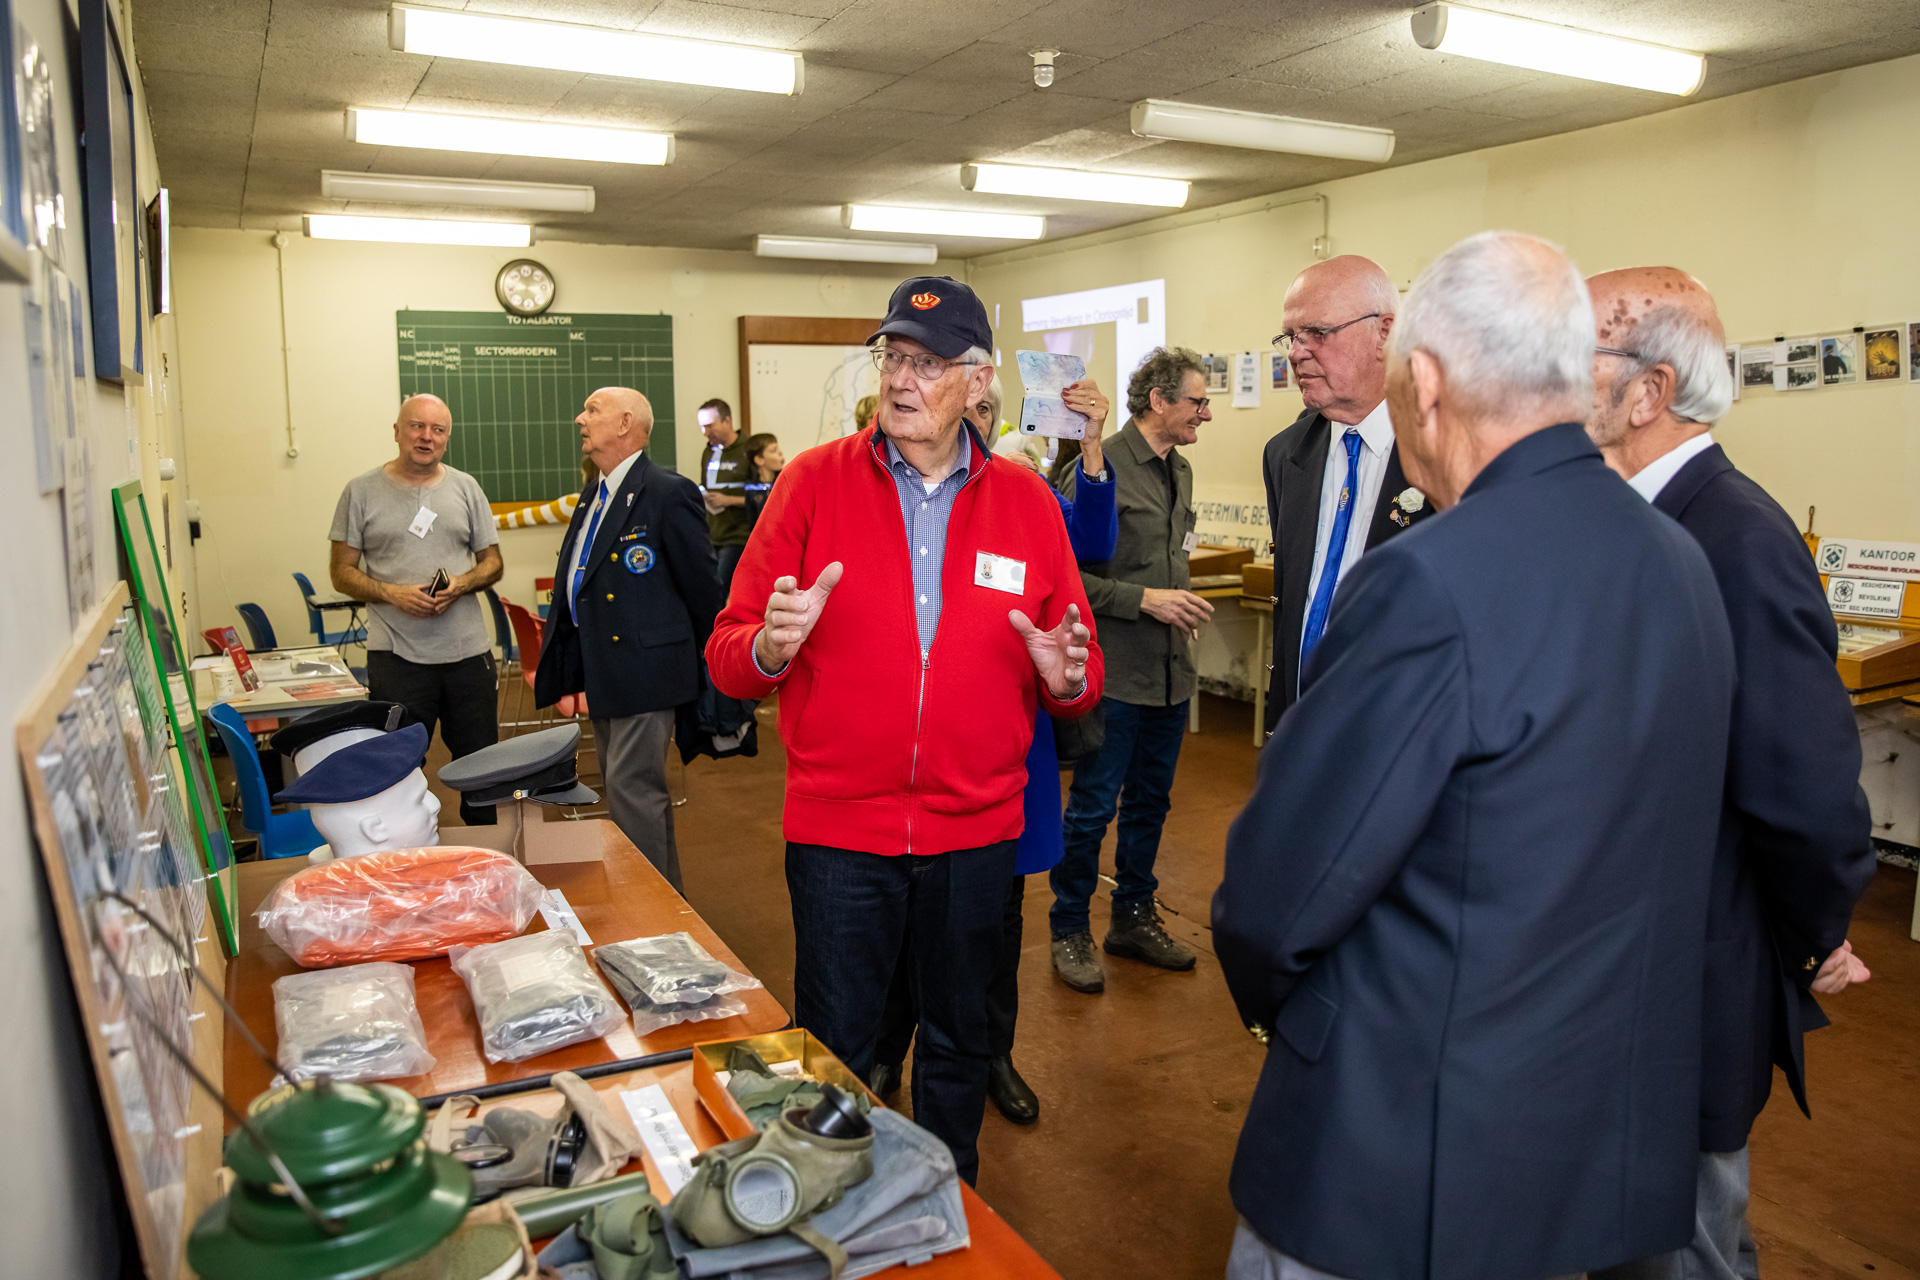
1590,1148,1758,1280
786,839,1017,1186
1050,697,1188,937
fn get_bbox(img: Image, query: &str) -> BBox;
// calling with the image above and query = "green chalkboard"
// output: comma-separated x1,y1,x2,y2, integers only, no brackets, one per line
397,310,675,502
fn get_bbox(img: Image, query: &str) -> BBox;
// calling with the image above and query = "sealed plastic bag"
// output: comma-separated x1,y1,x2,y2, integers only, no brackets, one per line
451,931,624,1064
272,961,436,1082
257,846,546,967
593,933,763,1037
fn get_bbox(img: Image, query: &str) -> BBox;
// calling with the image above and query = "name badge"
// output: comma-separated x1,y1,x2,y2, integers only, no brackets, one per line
409,507,438,539
974,552,1026,595
1181,531,1197,554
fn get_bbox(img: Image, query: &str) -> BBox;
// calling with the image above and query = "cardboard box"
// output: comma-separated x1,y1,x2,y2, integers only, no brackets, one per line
1241,562,1274,601
1187,544,1253,579
691,1029,873,1140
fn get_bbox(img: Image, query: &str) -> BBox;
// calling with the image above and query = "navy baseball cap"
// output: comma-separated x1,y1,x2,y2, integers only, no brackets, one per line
867,276,993,360
274,723,430,805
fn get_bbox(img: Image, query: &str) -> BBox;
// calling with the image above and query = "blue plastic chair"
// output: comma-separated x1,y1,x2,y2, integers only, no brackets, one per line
208,702,324,859
292,571,368,647
484,588,517,664
236,602,278,651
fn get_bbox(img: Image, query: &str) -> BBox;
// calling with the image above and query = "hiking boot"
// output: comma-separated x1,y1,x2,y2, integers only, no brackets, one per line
869,1060,903,1100
1050,931,1106,993
987,1056,1039,1125
1104,900,1196,971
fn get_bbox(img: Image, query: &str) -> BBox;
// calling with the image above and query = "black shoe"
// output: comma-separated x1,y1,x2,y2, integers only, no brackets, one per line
1104,899,1196,971
987,1056,1039,1125
869,1060,903,1100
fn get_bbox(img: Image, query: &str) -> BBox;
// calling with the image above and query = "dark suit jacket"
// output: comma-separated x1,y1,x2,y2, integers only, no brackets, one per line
1653,443,1875,1152
1263,407,1433,727
534,453,724,720
1215,424,1734,1280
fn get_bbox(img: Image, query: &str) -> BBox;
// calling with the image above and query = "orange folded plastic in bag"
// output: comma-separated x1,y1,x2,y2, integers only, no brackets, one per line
256,846,547,967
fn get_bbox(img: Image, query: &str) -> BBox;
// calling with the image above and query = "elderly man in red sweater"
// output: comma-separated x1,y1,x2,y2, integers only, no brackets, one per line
707,276,1102,1183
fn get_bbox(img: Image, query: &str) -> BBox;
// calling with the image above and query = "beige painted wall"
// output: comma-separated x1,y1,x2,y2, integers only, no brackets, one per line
170,234,939,636
969,52,1920,554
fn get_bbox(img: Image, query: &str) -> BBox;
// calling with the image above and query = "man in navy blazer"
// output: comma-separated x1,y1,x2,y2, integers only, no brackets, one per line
536,387,724,890
1214,232,1735,1280
1582,268,1875,1280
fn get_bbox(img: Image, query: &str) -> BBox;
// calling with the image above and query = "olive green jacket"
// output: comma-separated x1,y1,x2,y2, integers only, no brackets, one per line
1060,418,1196,707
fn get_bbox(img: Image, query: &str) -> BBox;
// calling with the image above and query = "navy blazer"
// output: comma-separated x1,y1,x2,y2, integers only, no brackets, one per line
534,453,724,720
1216,425,1734,1280
1262,407,1433,727
1652,443,1875,1152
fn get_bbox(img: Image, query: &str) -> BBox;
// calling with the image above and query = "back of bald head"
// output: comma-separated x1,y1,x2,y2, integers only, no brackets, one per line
397,392,450,427
1286,254,1398,316
1587,267,1732,425
597,387,654,429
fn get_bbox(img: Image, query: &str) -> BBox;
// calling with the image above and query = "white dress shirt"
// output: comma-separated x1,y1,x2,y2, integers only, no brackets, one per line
1626,431,1715,503
1302,400,1396,645
567,449,641,610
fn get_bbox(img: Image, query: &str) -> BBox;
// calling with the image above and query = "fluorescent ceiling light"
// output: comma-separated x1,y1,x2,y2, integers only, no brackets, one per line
303,215,532,247
962,163,1188,208
389,4,803,95
1130,99,1396,164
321,171,596,213
843,205,1045,240
348,108,673,165
1411,4,1704,96
755,235,939,265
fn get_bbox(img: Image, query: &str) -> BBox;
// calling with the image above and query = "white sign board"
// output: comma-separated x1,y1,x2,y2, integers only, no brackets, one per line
1022,279,1167,388
1816,537,1920,581
1826,575,1906,619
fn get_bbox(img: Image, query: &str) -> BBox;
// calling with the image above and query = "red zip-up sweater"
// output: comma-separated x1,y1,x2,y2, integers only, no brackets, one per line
706,426,1103,857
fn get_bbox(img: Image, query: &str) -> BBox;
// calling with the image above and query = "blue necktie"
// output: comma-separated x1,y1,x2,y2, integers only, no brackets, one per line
570,480,610,614
1299,429,1363,678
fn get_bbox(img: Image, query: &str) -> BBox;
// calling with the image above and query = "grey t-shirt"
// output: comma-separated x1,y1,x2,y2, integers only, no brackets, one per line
328,464,499,664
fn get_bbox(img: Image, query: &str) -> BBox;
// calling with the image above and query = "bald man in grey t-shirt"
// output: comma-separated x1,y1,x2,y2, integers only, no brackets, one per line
329,393,504,825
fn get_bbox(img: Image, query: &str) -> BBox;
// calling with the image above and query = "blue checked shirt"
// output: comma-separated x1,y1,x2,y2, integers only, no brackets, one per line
883,430,973,657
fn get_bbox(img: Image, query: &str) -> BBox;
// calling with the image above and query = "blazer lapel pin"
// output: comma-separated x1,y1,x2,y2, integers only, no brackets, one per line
1390,486,1426,527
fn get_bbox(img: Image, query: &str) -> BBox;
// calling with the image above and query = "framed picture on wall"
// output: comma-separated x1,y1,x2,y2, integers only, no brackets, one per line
78,0,143,381
1862,327,1899,382
0,6,30,284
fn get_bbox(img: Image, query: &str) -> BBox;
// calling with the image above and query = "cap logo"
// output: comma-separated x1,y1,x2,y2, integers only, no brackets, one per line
910,292,941,310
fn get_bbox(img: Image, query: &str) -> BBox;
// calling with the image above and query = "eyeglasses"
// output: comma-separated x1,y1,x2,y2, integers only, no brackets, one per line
871,347,982,381
1180,395,1211,411
1594,345,1649,362
1272,313,1383,353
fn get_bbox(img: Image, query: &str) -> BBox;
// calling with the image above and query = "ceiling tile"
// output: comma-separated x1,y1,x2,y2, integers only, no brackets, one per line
637,0,825,47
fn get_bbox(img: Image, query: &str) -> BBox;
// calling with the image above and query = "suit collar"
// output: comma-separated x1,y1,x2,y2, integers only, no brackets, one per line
1652,443,1734,520
1461,422,1599,502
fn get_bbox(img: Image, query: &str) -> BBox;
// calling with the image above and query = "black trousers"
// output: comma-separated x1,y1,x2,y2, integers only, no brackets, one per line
365,650,499,827
787,839,1016,1186
878,874,1026,1066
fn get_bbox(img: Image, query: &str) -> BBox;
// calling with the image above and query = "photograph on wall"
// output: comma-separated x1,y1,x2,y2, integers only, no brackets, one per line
1725,345,1740,401
1863,327,1900,382
1269,351,1289,389
1820,333,1858,386
1775,337,1820,391
16,24,65,266
1739,346,1773,388
1909,323,1920,383
1204,353,1229,394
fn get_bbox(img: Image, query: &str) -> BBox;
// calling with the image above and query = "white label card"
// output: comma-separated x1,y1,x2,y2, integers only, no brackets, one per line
974,552,1026,595
539,889,593,946
1182,532,1198,554
1826,575,1905,619
408,506,438,539
1816,537,1920,582
620,1084,699,1193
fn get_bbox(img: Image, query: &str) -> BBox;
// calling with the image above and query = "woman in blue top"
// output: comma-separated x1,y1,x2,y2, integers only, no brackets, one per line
870,372,1116,1125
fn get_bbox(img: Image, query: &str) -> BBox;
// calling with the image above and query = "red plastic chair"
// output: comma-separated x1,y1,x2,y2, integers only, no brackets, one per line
497,596,590,726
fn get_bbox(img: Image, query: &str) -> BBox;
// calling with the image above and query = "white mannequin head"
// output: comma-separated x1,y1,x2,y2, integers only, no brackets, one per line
308,768,440,858
292,727,386,776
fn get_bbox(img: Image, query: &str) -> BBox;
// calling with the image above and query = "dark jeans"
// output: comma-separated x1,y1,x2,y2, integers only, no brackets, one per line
787,839,1017,1186
366,649,499,827
1049,697,1188,937
876,874,1027,1067
716,542,746,593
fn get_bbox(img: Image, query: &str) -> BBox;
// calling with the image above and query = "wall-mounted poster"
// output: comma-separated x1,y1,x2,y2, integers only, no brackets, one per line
0,9,28,282
1775,337,1820,391
1269,351,1289,389
16,21,66,267
1820,333,1859,386
1739,345,1773,390
1863,327,1900,382
1725,345,1740,402
78,0,143,381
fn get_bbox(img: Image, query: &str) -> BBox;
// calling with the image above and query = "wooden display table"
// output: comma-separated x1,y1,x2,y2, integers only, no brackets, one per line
223,819,790,1105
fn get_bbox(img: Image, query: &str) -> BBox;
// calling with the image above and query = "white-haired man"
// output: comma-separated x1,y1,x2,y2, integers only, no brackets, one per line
329,392,503,826
1215,232,1735,1280
1261,255,1433,733
1583,268,1875,1280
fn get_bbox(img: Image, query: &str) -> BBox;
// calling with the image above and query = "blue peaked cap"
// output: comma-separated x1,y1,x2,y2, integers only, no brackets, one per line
273,722,429,805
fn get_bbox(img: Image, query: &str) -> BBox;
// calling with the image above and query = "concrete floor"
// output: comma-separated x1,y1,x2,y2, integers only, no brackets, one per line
428,689,1919,1280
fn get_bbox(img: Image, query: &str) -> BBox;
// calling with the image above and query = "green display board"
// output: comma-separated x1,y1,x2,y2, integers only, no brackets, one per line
396,310,676,502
